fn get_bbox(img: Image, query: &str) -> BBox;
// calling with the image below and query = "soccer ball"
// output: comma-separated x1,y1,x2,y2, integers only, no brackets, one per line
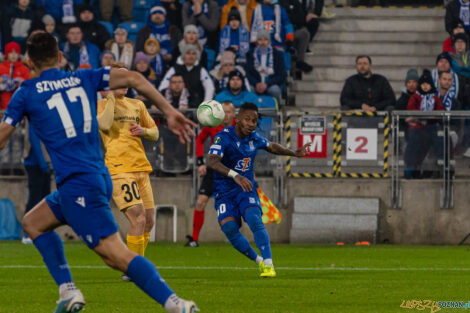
197,100,225,127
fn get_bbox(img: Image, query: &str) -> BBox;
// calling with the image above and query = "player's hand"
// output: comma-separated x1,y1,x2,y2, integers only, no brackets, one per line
198,165,207,176
234,175,253,192
129,123,145,136
295,142,312,157
166,109,197,144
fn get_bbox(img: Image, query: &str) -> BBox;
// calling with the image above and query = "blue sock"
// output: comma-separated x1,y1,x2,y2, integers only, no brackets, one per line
221,220,258,261
245,208,272,260
126,255,174,305
33,231,73,286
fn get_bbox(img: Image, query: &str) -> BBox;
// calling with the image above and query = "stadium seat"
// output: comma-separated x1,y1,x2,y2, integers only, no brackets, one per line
133,0,152,22
117,22,145,43
151,204,178,242
204,47,216,71
99,21,114,37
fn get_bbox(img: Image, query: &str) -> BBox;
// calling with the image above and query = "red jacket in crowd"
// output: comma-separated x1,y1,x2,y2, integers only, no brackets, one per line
0,60,30,110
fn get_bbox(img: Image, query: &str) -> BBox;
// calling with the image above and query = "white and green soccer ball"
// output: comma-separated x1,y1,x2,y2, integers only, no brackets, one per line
197,100,225,127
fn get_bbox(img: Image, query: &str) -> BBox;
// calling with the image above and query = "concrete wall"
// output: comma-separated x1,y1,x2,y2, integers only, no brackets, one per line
3,176,470,244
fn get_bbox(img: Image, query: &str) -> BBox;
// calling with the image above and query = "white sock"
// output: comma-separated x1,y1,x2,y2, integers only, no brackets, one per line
59,282,78,299
164,293,181,311
264,258,273,267
255,255,263,265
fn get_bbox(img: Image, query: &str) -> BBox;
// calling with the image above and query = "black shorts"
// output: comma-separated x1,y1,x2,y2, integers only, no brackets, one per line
198,168,213,197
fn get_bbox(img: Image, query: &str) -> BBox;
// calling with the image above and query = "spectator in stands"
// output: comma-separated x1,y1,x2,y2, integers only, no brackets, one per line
396,69,419,111
77,4,111,51
437,70,460,111
449,33,470,77
404,69,444,179
134,51,157,86
162,74,190,109
215,69,259,107
445,0,470,37
42,14,60,42
159,44,215,108
443,21,465,53
61,24,100,70
220,0,258,30
144,38,165,84
250,0,294,51
2,0,39,51
246,29,286,102
0,41,30,109
100,50,116,67
432,53,460,109
99,0,133,23
280,0,313,73
136,5,174,63
303,0,323,43
218,7,250,64
104,28,134,69
161,0,183,30
174,25,208,68
340,55,395,111
182,0,220,49
210,49,251,93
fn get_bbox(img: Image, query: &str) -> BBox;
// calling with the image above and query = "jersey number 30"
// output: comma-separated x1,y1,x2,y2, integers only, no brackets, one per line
47,87,92,138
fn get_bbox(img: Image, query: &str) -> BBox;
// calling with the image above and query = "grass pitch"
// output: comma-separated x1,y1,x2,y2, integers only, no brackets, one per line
0,241,468,313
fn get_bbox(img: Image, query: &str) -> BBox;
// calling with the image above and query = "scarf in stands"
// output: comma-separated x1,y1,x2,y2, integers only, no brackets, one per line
63,42,89,68
254,45,274,83
111,42,134,69
431,68,458,111
151,54,164,76
417,91,436,111
219,25,250,62
460,0,470,31
165,87,189,109
62,0,76,24
252,4,282,44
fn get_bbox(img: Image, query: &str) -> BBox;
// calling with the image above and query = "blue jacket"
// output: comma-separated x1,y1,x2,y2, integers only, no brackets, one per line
215,89,259,107
250,3,293,49
60,41,101,69
41,0,83,20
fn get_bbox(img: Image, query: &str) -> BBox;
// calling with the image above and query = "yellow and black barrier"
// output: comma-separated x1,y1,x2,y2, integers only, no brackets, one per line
286,111,390,178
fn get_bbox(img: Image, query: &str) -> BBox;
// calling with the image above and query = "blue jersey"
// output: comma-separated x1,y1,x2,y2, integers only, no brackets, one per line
3,67,110,184
209,126,269,197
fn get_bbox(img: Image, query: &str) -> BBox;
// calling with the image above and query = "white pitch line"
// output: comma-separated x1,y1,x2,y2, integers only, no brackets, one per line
1,265,470,271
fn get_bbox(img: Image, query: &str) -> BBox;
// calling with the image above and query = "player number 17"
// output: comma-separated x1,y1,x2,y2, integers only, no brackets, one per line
47,87,92,138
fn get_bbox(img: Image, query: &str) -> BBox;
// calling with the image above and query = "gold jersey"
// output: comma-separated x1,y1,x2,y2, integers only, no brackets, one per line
97,96,156,175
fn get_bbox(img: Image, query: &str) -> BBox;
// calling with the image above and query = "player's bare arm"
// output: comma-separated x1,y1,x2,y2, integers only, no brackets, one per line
207,154,253,192
0,122,15,150
266,142,311,158
108,68,196,143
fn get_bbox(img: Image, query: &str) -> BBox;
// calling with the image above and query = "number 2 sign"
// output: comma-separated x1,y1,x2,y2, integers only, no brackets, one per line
346,129,378,160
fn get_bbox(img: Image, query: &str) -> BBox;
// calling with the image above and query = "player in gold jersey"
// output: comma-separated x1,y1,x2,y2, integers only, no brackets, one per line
97,63,159,281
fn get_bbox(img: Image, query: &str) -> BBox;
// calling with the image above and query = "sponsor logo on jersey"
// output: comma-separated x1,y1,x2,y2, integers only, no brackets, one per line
75,197,86,207
214,137,222,144
235,158,251,172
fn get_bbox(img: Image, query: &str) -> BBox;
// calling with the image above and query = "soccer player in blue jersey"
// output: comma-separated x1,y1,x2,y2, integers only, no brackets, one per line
207,102,310,278
0,33,198,313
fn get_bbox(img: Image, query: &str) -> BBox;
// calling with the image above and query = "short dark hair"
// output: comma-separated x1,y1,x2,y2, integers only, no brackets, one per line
438,70,452,78
66,23,82,34
239,102,258,113
170,74,184,81
356,55,372,65
27,32,59,68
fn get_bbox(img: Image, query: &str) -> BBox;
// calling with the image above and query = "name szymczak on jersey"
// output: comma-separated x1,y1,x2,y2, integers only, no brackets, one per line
35,77,82,93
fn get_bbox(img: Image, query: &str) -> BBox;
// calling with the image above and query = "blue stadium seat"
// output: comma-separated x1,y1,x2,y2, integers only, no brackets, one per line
133,0,152,22
117,22,145,43
99,21,114,37
284,51,291,72
204,48,216,70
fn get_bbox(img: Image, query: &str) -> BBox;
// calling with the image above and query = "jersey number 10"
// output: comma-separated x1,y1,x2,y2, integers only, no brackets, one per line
47,87,92,138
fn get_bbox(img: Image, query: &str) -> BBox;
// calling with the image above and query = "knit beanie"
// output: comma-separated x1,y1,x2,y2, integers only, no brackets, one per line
181,44,201,61
5,42,21,56
144,38,160,54
257,29,271,42
184,24,198,35
228,7,241,22
220,50,236,66
418,69,436,94
134,51,151,65
435,52,452,65
42,14,55,25
405,69,419,83
150,6,166,16
452,33,468,47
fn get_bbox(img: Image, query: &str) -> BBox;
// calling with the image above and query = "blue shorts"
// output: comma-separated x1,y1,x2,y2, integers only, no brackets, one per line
214,190,262,225
46,173,118,249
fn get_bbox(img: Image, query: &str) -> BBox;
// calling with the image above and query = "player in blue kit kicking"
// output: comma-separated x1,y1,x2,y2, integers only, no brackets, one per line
207,102,310,278
0,33,198,313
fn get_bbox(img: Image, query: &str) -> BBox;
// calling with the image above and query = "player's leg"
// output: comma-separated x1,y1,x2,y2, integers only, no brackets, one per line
22,196,84,312
136,172,155,253
217,198,263,265
112,173,147,256
187,169,213,247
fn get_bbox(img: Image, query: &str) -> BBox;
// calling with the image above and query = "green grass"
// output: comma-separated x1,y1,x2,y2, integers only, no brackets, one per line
0,242,469,313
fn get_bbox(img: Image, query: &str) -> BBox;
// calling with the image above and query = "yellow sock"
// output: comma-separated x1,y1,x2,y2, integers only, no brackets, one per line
127,234,145,256
143,232,150,254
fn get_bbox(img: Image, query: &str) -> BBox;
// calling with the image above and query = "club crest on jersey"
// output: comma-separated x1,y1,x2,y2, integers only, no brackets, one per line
215,137,221,144
235,158,251,172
